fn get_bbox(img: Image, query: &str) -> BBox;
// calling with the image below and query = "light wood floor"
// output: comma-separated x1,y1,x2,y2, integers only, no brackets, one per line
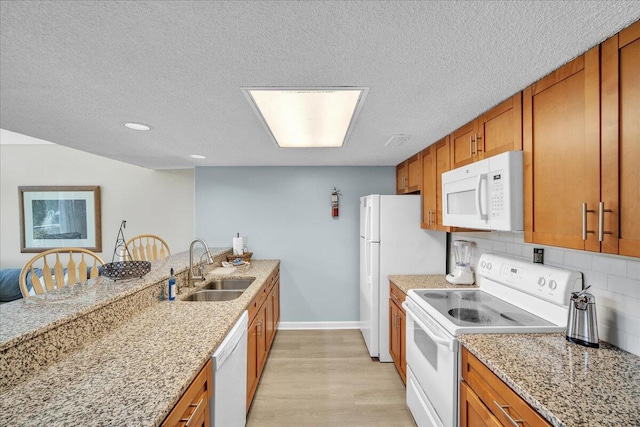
246,329,416,426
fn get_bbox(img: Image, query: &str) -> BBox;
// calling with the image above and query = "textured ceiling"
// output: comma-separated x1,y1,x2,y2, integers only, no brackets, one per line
1,1,639,169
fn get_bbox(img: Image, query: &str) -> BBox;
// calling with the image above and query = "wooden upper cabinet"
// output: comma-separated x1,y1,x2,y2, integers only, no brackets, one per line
601,20,640,257
523,46,601,251
421,136,451,231
396,162,407,193
396,153,421,194
479,92,523,158
420,146,436,229
450,120,478,169
450,93,523,170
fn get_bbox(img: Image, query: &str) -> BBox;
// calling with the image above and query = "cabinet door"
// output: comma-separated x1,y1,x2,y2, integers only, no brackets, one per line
389,300,401,374
266,280,280,350
602,21,640,257
246,314,259,411
460,382,501,427
265,287,275,350
256,305,268,376
396,162,407,194
421,146,437,230
523,47,601,251
434,136,451,230
450,121,478,169
479,92,523,159
273,281,280,332
398,305,406,382
406,153,421,193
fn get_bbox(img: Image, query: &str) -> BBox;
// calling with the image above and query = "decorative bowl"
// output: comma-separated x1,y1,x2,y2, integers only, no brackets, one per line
102,261,151,280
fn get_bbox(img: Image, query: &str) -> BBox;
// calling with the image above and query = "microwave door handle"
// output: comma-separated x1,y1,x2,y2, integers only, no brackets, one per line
404,303,456,352
476,174,488,220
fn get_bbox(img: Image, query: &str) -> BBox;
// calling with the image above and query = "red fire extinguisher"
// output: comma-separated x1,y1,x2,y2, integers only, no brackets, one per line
331,188,341,218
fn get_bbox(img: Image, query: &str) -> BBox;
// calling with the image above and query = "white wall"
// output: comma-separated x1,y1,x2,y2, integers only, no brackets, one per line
195,166,395,326
451,231,640,356
0,133,195,268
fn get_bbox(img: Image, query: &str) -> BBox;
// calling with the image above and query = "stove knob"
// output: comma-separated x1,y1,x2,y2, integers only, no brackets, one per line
487,263,492,270
480,261,486,268
548,280,557,290
537,277,546,287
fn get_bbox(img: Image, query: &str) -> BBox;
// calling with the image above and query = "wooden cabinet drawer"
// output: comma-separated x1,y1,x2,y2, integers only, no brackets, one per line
390,282,406,308
461,348,550,427
163,360,212,427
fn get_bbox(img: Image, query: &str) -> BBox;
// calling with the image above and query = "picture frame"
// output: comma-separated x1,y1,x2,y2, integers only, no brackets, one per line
19,186,102,253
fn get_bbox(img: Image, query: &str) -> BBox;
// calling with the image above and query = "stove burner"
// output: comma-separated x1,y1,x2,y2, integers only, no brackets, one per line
454,291,490,302
500,312,535,324
423,293,448,299
448,308,484,323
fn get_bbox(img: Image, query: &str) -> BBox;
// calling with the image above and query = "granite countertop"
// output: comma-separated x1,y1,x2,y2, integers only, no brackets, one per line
0,259,280,427
388,274,477,294
0,248,230,349
460,333,640,427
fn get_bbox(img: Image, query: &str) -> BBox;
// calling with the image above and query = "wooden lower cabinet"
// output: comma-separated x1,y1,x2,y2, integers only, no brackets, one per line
163,360,213,427
460,382,501,427
247,267,280,412
389,282,406,383
460,347,550,427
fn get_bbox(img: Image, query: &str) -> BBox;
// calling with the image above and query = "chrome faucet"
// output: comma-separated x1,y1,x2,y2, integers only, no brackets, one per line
188,238,215,285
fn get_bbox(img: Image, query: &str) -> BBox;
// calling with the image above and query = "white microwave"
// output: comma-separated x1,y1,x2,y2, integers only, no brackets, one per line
442,150,523,231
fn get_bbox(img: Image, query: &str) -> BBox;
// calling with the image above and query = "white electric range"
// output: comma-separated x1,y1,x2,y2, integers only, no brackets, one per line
402,253,582,427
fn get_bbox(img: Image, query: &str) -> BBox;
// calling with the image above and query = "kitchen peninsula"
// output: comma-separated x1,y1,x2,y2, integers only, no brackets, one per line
0,249,280,426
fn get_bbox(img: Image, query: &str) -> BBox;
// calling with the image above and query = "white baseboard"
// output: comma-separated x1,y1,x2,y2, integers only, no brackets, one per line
278,321,360,330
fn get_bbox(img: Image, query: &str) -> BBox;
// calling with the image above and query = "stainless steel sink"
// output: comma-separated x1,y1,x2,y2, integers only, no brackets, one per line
202,278,254,291
182,290,244,302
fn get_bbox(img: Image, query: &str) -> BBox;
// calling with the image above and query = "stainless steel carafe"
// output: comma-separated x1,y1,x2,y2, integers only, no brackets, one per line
566,286,599,348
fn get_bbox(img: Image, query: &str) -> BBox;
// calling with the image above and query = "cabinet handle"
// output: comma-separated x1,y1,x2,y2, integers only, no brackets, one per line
598,202,613,242
469,135,474,157
180,397,204,427
475,133,482,153
582,203,595,240
257,320,262,336
493,401,524,427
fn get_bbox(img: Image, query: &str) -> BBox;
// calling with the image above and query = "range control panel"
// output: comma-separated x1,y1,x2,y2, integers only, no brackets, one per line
476,253,582,306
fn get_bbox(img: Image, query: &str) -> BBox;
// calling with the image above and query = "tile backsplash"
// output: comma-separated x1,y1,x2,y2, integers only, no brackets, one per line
451,231,640,357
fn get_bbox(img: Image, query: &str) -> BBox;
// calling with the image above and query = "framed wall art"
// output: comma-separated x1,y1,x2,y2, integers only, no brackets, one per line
19,186,102,253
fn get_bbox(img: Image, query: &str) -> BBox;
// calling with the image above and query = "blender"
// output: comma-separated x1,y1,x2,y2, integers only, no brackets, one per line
446,240,475,285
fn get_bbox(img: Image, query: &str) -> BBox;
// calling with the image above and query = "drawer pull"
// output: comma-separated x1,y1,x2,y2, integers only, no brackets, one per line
493,401,524,427
180,397,204,427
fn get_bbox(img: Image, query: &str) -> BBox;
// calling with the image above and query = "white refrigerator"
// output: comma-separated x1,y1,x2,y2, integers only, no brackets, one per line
360,194,446,362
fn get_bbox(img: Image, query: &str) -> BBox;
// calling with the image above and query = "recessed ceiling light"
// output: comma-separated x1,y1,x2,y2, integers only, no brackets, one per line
190,154,206,159
241,87,368,148
124,122,151,131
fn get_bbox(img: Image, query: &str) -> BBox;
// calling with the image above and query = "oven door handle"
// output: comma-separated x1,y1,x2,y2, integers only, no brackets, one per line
403,301,457,352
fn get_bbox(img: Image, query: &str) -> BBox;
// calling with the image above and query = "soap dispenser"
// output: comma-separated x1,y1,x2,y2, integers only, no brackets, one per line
168,268,176,301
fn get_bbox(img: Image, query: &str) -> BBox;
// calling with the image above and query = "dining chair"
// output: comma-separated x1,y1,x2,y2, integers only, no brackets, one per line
19,248,105,297
125,234,170,261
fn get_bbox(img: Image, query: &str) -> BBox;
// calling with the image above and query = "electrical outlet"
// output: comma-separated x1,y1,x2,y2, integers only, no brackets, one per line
533,248,544,264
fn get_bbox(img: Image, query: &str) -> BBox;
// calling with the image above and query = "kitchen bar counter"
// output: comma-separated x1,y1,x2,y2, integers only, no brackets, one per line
0,257,280,426
389,274,477,293
460,333,640,427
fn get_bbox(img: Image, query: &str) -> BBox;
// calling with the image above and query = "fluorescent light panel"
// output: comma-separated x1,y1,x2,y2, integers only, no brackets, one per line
243,87,368,148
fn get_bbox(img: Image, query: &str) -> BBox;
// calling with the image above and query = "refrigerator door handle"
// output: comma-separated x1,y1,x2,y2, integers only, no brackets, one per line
365,240,371,285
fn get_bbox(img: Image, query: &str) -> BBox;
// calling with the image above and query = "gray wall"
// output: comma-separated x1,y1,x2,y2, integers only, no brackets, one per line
195,166,394,324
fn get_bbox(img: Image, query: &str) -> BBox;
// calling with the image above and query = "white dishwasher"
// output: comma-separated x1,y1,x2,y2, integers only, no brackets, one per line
211,310,248,427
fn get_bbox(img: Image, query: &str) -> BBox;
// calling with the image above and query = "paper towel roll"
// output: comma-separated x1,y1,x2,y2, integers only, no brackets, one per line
233,237,244,255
